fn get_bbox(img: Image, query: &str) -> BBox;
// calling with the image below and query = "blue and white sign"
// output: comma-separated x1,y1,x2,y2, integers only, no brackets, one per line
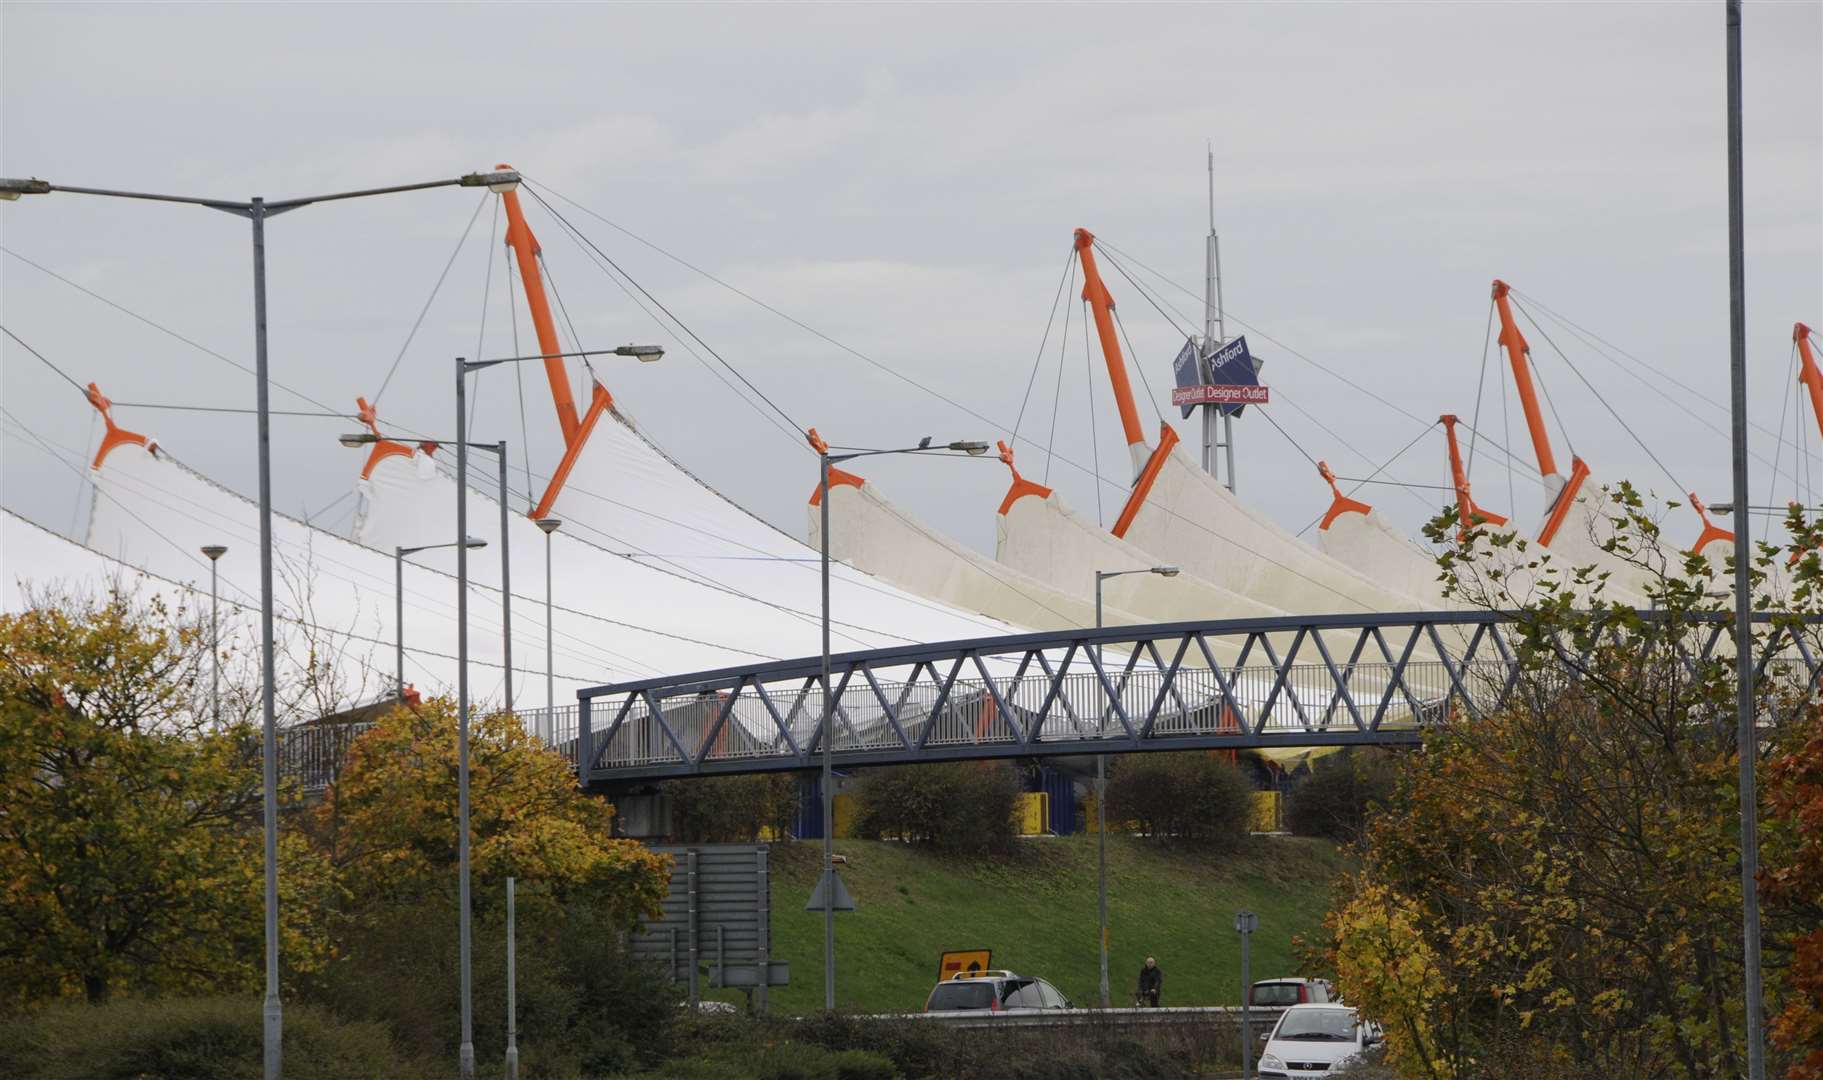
1170,338,1207,419
1204,335,1264,417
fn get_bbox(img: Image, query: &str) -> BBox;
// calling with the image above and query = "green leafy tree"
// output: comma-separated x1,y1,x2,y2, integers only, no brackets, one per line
852,761,1023,854
1106,751,1254,846
1320,490,1823,1078
1286,748,1402,843
0,587,330,1006
662,772,799,843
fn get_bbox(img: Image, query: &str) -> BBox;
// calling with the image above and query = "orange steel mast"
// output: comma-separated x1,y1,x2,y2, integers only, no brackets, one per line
1439,415,1508,542
1491,279,1588,546
1796,322,1821,441
1075,229,1152,475
497,164,582,445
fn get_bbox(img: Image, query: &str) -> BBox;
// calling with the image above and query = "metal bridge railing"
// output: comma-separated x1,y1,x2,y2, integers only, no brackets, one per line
575,609,1823,784
278,704,582,793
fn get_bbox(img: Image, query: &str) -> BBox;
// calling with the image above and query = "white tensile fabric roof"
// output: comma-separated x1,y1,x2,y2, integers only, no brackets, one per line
350,396,1033,672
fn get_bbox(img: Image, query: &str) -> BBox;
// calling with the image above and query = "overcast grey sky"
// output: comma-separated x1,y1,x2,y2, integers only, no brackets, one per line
3,2,1819,564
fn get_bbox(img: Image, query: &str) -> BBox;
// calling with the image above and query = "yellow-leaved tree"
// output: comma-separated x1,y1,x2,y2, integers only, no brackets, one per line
308,698,669,924
0,586,332,1006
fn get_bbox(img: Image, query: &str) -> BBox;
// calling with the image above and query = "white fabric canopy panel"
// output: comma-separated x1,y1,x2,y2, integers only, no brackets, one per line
350,397,1037,674
808,476,1151,632
1317,508,1454,608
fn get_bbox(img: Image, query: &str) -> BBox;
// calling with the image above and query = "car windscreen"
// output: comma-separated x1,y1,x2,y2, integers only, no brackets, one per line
927,982,996,1010
1251,982,1304,1006
1275,1009,1358,1041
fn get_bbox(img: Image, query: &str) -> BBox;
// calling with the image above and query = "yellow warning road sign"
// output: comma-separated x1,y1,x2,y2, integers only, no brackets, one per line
938,949,993,981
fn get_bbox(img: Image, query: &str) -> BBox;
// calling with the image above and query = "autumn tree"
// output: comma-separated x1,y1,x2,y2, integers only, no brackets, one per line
307,698,669,922
1764,719,1823,1077
1321,489,1823,1079
0,586,330,1006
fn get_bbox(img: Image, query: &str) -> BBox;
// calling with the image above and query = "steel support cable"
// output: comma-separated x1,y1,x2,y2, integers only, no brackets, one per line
1045,259,1077,485
1468,300,1495,477
1112,307,1168,429
1012,245,1078,443
1097,248,1196,341
522,187,806,440
304,489,354,527
506,249,533,515
96,450,709,675
1085,300,1105,527
40,417,660,674
512,187,1409,610
471,197,501,435
1500,357,1516,518
110,402,355,418
1766,344,1797,511
1,324,89,395
371,192,489,407
468,449,1005,649
1,246,353,419
1512,285,1802,448
1515,287,1798,484
1296,419,1441,537
1095,236,1546,486
531,196,805,454
1512,296,1689,497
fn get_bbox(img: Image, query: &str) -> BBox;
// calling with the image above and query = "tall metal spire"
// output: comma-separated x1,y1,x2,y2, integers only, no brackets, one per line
1202,144,1235,491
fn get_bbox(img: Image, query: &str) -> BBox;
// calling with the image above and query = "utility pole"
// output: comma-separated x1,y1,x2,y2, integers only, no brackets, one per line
1723,2,1765,1077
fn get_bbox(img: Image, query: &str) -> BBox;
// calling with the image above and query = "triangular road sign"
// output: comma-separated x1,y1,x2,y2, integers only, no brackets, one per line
805,867,856,912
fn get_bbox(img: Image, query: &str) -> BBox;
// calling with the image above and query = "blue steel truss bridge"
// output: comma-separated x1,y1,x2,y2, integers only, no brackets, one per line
572,610,1823,788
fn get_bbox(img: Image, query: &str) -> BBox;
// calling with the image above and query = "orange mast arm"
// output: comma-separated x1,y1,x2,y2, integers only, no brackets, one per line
1797,322,1823,445
1491,280,1558,479
1074,229,1147,453
1439,414,1508,542
498,163,581,445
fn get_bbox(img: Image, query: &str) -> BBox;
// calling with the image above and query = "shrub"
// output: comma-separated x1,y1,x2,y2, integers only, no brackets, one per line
851,762,1022,854
0,996,414,1080
1285,748,1401,842
1105,752,1253,846
307,891,676,1077
662,773,799,843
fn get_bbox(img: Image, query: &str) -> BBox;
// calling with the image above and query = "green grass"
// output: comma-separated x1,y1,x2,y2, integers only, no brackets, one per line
710,834,1346,1016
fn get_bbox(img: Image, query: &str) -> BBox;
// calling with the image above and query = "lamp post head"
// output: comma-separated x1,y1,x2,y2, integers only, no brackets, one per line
463,536,488,549
1152,566,1180,578
613,344,665,362
950,441,991,456
535,518,562,535
0,177,51,201
459,169,522,193
201,544,228,561
339,432,379,448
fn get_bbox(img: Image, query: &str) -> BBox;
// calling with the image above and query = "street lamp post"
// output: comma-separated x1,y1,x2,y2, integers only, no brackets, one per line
201,545,227,725
445,343,660,1075
814,435,990,1010
535,518,562,743
1,165,522,1080
1091,565,1178,1009
394,539,487,699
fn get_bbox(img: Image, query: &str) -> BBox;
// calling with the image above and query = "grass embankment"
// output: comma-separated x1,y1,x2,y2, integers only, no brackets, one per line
709,834,1346,1016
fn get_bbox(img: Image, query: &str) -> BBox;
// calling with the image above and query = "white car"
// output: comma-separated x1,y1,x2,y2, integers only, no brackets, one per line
1257,1003,1381,1078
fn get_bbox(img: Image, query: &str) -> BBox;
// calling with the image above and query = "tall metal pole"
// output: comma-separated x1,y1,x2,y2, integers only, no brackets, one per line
544,523,556,742
819,452,836,1011
250,197,283,1080
1724,3,1765,1076
454,361,476,1079
1095,572,1110,1010
209,554,221,725
505,876,518,1080
497,442,513,717
394,547,406,700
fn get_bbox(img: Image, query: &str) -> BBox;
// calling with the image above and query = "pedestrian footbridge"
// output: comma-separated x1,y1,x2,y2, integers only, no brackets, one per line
573,610,1818,787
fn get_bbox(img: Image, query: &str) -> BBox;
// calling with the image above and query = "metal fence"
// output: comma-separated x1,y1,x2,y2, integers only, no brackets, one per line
278,703,581,793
